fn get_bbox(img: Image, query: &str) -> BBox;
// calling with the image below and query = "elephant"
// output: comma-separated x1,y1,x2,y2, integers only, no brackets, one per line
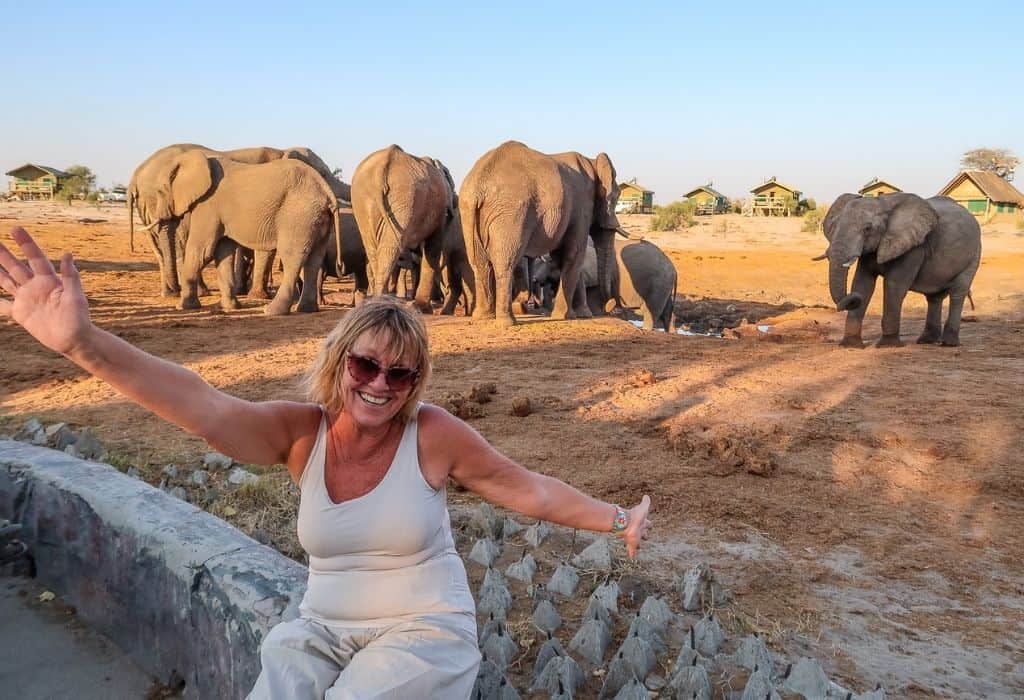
129,144,349,297
137,149,340,315
532,239,677,331
819,192,981,348
459,140,625,326
350,145,470,315
318,205,368,306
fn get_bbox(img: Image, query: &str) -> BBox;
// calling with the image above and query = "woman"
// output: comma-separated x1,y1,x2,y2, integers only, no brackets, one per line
0,227,651,699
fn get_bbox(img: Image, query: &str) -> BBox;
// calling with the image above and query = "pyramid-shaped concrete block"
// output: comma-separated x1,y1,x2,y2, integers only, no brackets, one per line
614,633,656,680
502,516,523,538
530,653,585,696
570,537,613,572
783,657,830,699
532,599,562,636
569,617,611,666
589,580,620,615
638,595,675,634
583,598,614,633
599,653,639,699
612,676,649,700
505,553,537,583
533,635,569,680
668,659,712,700
741,668,780,700
547,563,580,597
524,521,550,548
732,634,772,672
480,625,519,671
626,614,667,655
469,538,501,567
472,659,520,700
692,616,725,657
471,502,504,540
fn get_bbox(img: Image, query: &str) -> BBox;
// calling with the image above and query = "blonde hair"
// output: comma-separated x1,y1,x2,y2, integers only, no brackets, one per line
303,297,431,422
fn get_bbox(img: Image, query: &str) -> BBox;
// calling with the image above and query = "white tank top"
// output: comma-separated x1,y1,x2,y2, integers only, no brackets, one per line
296,404,475,626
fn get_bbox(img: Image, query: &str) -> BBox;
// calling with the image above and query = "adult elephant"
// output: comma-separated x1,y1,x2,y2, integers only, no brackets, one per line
350,145,466,314
139,149,339,315
819,192,981,347
533,239,677,331
129,144,349,296
459,140,624,326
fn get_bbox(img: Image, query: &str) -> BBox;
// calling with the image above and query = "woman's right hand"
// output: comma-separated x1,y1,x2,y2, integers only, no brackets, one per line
0,227,94,356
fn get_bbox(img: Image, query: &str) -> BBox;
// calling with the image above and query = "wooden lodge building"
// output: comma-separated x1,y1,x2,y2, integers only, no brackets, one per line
937,170,1024,222
5,164,69,200
858,177,902,197
618,178,654,214
747,176,801,216
683,183,730,215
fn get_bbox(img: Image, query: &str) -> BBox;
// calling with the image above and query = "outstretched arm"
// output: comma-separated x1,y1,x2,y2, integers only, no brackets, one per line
420,405,651,558
0,227,316,472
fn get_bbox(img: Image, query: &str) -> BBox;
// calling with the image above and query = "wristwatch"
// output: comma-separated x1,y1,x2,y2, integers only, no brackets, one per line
611,505,629,533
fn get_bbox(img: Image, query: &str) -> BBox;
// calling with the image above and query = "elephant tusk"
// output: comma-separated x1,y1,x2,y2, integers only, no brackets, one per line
139,221,161,231
842,256,858,268
615,227,633,239
811,250,829,261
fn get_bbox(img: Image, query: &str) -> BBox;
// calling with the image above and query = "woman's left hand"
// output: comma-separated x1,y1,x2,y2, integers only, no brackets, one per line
621,495,652,559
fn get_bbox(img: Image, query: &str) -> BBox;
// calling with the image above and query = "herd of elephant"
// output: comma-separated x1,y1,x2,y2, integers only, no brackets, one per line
129,140,983,346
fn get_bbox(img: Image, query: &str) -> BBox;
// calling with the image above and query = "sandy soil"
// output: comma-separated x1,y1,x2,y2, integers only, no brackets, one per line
1,202,1022,698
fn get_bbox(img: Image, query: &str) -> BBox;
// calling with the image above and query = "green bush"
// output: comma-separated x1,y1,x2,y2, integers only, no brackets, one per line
731,198,745,214
650,200,696,231
802,208,825,233
800,197,817,212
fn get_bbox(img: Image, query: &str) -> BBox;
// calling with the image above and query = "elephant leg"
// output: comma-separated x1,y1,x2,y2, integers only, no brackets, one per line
940,263,979,347
250,250,275,300
840,264,877,348
149,225,179,297
178,239,215,311
414,237,443,313
876,273,913,348
917,292,945,344
266,254,300,316
296,237,329,313
214,238,240,311
463,228,495,320
553,237,591,321
639,298,656,331
493,265,517,327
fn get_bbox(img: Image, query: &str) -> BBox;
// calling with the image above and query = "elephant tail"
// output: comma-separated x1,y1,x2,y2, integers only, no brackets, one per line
332,200,343,275
668,269,678,333
968,290,975,311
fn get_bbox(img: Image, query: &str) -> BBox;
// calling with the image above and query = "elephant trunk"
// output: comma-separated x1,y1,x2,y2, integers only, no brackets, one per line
592,229,615,304
828,259,862,311
128,189,135,252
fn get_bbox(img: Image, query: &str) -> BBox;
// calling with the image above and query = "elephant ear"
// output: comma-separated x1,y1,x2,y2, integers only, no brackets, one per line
163,150,213,218
822,193,860,242
594,152,617,228
877,193,938,263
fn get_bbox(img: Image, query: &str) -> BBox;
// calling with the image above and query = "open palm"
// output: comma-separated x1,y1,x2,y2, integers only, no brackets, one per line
0,227,92,356
622,494,652,559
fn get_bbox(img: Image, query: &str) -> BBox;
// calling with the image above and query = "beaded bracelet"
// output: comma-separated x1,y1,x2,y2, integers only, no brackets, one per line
611,505,629,533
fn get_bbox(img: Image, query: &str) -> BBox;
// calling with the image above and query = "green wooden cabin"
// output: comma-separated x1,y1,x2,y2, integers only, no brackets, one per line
684,183,730,215
748,176,801,216
618,178,654,214
938,170,1024,222
858,177,902,197
5,164,69,200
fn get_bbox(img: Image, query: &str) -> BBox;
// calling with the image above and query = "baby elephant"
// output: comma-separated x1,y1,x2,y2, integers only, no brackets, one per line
819,193,981,348
533,239,677,331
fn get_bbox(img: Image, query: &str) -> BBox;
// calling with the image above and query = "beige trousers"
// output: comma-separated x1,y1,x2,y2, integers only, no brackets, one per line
247,613,481,700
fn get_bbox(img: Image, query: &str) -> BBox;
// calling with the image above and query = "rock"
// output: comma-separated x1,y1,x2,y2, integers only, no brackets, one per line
251,528,273,545
480,625,518,671
571,537,614,572
189,470,209,487
741,668,781,700
505,553,537,583
569,617,611,665
168,486,188,502
524,521,550,548
638,595,675,634
692,616,725,657
679,562,727,611
161,464,179,480
470,503,503,540
733,634,772,672
469,384,497,403
510,397,532,417
45,423,78,451
533,635,568,679
228,467,260,486
126,467,142,480
589,580,620,615
15,418,43,441
668,660,712,700
502,517,523,538
531,653,585,696
532,599,562,635
783,658,830,699
63,444,83,458
547,564,580,597
612,677,648,700
853,688,887,700
469,538,501,567
202,452,233,470
30,427,48,446
74,428,106,460
645,673,667,691
473,660,520,700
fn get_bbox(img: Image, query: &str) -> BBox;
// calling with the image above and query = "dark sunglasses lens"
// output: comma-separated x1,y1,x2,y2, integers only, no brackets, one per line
385,368,417,390
348,355,380,383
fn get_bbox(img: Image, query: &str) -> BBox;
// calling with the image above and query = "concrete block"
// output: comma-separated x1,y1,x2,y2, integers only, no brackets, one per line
569,617,611,666
505,552,536,583
548,563,580,597
469,538,501,567
784,657,830,699
532,599,561,635
571,537,613,572
589,579,620,615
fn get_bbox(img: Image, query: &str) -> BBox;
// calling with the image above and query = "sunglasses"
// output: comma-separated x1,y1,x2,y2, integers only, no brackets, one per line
345,353,420,392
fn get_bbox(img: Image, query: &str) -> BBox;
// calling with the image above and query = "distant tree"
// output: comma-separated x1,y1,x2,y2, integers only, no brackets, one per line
57,165,97,203
331,167,344,179
960,148,1019,180
650,201,696,231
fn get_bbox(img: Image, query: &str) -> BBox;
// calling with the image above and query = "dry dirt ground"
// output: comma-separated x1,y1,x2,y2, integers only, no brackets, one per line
1,202,1023,698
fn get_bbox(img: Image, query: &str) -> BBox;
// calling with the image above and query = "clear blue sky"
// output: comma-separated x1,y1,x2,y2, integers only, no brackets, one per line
2,1,1021,204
